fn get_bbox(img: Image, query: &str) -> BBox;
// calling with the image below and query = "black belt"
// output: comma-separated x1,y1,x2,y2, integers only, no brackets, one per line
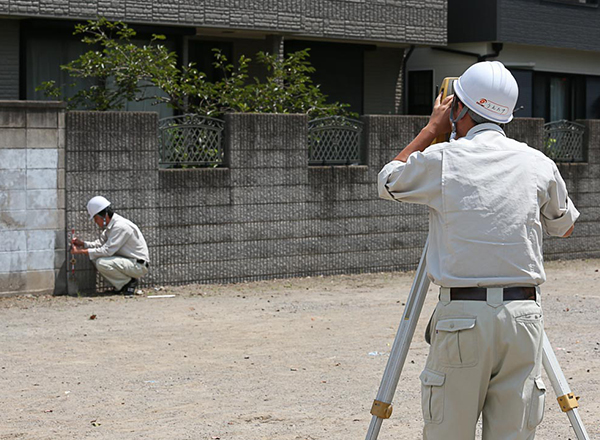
137,259,149,268
449,286,536,301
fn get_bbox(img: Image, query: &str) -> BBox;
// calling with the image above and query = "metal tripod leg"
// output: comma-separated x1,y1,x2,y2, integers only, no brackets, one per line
542,332,591,440
365,242,591,440
365,240,431,440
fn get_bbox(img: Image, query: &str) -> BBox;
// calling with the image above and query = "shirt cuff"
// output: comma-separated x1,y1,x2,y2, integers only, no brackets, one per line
543,198,580,237
378,160,405,201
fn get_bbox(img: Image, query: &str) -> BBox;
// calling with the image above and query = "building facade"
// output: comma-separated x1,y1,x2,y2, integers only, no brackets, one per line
406,0,600,122
0,0,447,116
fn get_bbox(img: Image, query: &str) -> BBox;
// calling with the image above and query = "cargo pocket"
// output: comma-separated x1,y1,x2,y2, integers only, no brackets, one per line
527,376,546,429
434,317,478,367
420,369,445,424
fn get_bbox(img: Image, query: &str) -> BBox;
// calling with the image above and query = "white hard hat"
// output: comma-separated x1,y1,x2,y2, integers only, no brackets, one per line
87,196,111,220
454,61,519,124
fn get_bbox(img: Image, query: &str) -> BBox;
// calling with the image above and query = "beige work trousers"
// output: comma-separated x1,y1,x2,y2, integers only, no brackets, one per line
94,256,148,291
421,288,546,440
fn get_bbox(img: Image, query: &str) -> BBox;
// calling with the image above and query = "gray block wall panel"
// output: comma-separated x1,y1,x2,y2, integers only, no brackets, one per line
0,128,26,148
0,170,26,190
27,189,58,209
0,190,27,211
27,149,58,169
26,169,57,190
0,250,27,272
0,230,27,252
0,149,26,169
0,108,26,127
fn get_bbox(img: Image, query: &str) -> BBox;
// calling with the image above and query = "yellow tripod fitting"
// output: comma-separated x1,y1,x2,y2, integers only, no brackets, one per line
370,400,393,419
558,393,579,412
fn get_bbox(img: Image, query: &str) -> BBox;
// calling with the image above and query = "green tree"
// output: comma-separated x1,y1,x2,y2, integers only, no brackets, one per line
38,18,353,118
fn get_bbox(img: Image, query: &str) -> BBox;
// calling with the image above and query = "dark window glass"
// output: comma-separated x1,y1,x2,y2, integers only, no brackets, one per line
408,70,433,115
22,20,181,119
533,72,587,122
285,40,365,115
188,40,233,83
586,76,600,119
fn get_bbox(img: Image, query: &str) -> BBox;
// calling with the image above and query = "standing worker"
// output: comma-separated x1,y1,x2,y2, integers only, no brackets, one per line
71,196,150,295
378,61,579,439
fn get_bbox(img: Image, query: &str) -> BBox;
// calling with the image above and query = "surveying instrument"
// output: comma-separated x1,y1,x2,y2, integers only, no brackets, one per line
365,78,591,440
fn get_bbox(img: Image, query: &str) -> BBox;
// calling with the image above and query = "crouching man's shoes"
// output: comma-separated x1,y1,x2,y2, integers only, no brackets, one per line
121,278,139,296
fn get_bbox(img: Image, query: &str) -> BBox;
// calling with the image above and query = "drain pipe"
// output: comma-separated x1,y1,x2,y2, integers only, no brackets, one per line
400,45,415,115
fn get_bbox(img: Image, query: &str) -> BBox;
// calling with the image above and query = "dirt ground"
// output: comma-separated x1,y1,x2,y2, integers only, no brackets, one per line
1,259,599,440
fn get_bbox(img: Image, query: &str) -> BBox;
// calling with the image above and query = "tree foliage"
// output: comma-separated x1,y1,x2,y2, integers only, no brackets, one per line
38,18,353,118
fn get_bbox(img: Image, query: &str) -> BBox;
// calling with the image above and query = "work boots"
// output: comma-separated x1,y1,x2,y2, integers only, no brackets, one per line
121,278,139,296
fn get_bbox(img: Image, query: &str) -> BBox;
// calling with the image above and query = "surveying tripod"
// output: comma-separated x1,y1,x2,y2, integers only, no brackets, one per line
365,240,591,440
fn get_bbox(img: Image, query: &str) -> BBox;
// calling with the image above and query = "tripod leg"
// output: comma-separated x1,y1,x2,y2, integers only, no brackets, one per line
365,241,431,440
542,332,591,440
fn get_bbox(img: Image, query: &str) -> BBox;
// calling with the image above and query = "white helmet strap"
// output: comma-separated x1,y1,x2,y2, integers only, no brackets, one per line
449,96,469,141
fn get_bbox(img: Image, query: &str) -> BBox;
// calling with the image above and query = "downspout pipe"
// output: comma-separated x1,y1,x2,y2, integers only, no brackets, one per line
401,45,415,115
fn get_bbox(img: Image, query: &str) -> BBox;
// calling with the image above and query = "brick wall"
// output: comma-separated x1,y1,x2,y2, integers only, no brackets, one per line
0,101,66,296
0,0,447,46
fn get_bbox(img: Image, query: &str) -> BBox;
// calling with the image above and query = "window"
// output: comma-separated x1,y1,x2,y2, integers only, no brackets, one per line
285,40,365,115
22,20,181,119
408,70,434,115
533,72,585,122
187,40,233,83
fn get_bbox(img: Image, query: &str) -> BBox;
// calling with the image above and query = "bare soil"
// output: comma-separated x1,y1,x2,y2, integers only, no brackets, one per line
1,259,599,440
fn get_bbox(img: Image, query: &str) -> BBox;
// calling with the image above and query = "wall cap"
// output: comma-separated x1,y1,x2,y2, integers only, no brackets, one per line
0,101,67,110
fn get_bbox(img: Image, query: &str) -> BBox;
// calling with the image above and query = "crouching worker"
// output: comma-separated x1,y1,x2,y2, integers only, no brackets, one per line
71,196,150,295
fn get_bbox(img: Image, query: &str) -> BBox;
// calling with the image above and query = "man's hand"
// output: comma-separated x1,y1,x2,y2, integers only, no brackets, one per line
71,244,88,255
424,93,454,139
393,93,454,162
72,237,84,247
562,225,574,238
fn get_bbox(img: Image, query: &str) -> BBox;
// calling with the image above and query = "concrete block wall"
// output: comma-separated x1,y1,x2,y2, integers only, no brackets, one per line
504,117,544,152
0,101,66,296
545,120,600,261
65,111,159,294
63,112,433,291
58,112,597,293
0,0,447,46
